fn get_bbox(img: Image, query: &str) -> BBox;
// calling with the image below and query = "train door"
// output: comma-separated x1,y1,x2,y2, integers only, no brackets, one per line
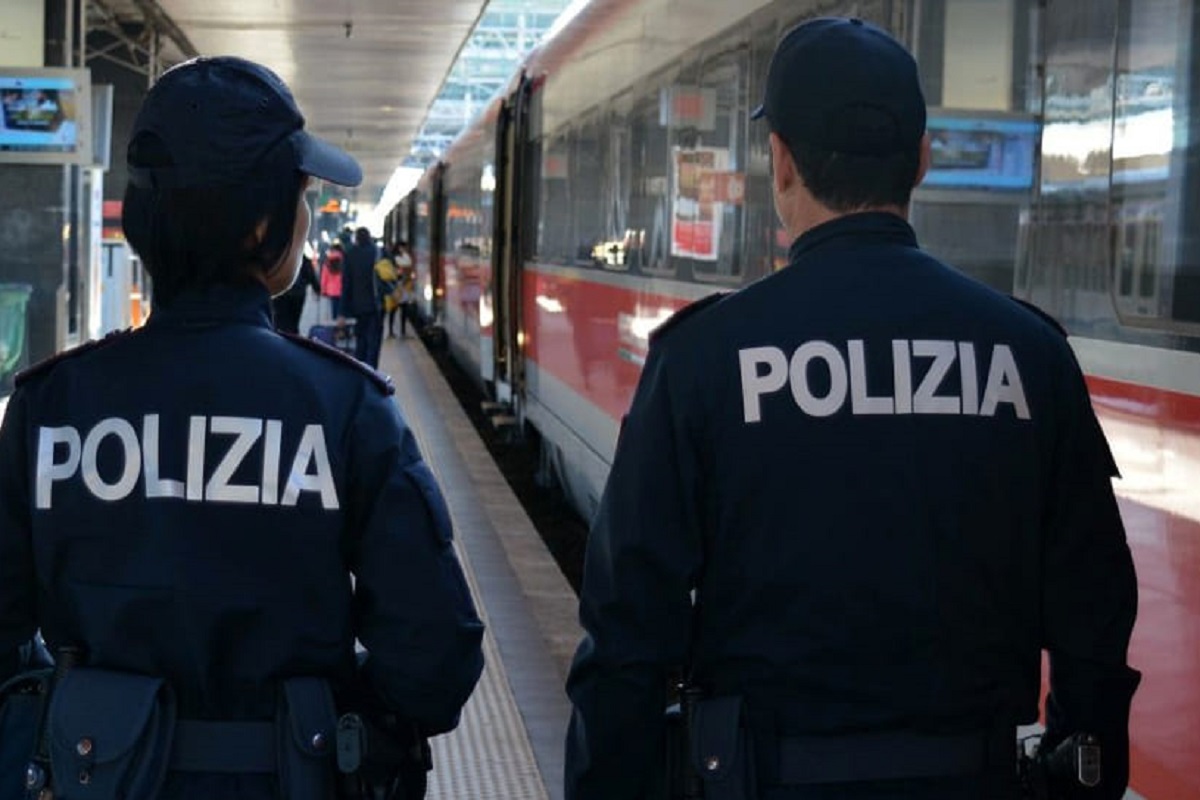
430,164,448,326
489,76,533,406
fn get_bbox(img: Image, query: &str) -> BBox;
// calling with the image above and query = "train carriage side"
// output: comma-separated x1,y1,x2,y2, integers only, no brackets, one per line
411,166,446,326
440,116,502,384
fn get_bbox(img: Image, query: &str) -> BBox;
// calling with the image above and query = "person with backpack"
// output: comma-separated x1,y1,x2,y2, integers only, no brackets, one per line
320,240,344,320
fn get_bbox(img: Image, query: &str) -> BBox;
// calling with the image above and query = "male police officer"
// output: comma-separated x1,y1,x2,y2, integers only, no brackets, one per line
0,57,483,798
564,17,1138,800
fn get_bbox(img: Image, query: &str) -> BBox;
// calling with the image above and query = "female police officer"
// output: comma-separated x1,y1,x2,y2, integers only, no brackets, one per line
0,56,483,799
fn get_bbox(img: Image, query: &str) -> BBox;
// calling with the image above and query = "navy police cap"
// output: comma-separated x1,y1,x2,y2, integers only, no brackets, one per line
128,56,362,189
752,17,926,156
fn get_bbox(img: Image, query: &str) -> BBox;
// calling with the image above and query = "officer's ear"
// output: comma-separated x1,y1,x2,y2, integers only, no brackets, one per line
913,132,932,190
768,132,799,196
251,218,269,246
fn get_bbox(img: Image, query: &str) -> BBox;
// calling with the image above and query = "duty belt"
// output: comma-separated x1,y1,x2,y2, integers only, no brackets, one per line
170,720,277,773
776,728,1007,784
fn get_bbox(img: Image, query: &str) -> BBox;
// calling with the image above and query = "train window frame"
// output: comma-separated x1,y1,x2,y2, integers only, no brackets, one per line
628,81,676,279
537,128,575,267
567,110,612,271
1105,0,1200,337
667,48,748,286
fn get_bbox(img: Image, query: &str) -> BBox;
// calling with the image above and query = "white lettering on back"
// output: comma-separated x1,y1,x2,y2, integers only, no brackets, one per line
36,426,81,509
143,414,185,499
281,424,339,510
849,339,894,415
980,344,1031,419
912,340,960,415
80,418,141,502
206,416,263,504
31,415,340,510
736,339,1031,423
739,347,788,424
789,341,847,417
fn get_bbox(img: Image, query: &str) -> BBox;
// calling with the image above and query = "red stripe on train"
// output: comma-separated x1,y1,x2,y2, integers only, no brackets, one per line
1086,375,1200,433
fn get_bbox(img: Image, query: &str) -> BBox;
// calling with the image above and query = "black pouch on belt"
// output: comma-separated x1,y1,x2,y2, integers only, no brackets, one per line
689,696,757,800
0,669,52,800
276,676,339,800
46,668,176,800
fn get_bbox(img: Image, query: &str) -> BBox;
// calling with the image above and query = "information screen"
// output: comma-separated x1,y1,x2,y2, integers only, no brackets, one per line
0,70,91,164
924,113,1040,191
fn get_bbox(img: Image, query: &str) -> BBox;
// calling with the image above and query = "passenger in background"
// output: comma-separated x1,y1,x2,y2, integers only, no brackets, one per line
399,250,418,339
375,246,401,339
320,240,344,320
565,17,1138,800
0,56,483,800
389,241,414,338
341,226,383,368
272,244,319,333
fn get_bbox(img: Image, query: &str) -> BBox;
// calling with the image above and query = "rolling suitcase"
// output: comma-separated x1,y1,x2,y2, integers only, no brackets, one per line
308,323,354,354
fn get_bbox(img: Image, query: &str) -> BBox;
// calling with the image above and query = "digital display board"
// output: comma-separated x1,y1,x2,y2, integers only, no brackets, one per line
923,111,1039,192
0,68,92,165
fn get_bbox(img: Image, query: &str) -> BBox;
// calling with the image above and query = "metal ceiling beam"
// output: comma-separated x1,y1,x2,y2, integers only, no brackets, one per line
127,0,199,59
90,49,153,77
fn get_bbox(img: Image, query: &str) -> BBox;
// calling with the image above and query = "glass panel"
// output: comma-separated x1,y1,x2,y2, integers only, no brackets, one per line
668,52,746,283
627,91,673,274
910,0,1040,295
1112,0,1200,328
537,130,574,264
1018,0,1119,337
569,118,605,266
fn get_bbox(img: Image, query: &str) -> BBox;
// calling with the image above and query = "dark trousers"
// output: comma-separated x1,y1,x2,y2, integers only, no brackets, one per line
401,302,417,336
354,313,383,369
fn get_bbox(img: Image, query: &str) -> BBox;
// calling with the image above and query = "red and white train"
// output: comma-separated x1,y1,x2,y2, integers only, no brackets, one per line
384,1,1200,796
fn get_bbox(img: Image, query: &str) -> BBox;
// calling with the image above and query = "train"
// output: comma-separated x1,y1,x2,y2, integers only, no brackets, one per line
382,1,1200,797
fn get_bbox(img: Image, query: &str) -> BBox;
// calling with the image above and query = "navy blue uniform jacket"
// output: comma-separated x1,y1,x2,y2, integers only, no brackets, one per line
0,284,484,732
565,213,1138,799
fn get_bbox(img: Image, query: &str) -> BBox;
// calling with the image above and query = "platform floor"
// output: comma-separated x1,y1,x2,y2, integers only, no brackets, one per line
378,333,581,800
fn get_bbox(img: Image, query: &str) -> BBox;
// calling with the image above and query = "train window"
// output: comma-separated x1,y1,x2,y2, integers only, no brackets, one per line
627,89,673,276
521,85,543,266
1016,0,1115,330
537,131,574,265
599,118,633,272
909,0,1039,296
746,20,786,275
569,118,606,267
669,51,747,284
1109,0,1200,331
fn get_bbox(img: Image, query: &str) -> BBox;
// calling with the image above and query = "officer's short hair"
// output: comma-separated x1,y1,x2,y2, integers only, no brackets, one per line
122,134,306,306
752,17,925,211
786,141,922,212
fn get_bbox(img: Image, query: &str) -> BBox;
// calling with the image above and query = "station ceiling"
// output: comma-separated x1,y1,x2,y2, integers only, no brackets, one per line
91,0,490,204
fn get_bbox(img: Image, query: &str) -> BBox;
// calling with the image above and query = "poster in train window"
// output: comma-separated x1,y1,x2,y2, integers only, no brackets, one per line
671,146,729,261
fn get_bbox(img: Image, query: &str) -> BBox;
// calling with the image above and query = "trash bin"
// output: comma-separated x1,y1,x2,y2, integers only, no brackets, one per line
0,283,33,396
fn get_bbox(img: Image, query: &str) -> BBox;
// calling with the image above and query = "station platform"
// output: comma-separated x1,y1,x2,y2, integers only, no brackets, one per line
377,334,582,800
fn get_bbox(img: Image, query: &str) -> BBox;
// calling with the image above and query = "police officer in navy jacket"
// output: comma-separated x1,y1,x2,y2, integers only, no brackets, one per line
0,57,483,797
564,18,1138,800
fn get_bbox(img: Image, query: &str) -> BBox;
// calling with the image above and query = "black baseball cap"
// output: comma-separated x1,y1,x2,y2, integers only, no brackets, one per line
128,56,362,189
752,17,926,156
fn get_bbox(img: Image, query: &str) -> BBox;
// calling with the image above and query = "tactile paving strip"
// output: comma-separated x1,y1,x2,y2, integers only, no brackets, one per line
381,337,575,800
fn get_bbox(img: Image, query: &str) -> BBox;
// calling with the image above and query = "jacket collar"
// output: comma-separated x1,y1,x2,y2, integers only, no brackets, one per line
787,211,919,263
145,283,274,330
